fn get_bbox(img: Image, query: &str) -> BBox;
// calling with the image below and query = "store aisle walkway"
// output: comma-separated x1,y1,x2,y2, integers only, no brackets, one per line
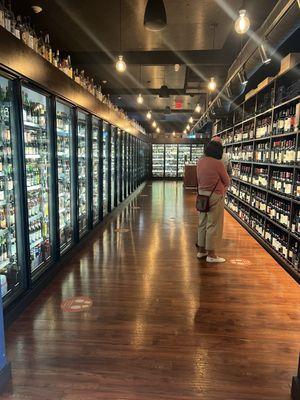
3,181,300,400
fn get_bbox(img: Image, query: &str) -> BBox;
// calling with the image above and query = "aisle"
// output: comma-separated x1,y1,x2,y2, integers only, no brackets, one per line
3,181,300,400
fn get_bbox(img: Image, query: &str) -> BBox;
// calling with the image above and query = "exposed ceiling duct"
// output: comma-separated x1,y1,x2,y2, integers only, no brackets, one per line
144,0,167,32
193,0,300,130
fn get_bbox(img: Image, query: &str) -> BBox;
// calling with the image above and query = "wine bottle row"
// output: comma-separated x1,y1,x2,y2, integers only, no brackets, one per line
226,193,299,271
0,0,144,133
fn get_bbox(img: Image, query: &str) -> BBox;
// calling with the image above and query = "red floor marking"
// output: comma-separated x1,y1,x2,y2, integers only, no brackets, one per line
61,296,93,312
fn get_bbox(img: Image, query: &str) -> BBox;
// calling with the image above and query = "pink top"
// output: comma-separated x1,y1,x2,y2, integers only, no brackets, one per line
197,156,230,195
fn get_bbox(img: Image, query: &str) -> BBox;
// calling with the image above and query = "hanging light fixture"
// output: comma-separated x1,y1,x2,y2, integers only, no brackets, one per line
235,9,250,35
195,103,201,113
152,121,157,128
156,127,160,133
238,68,248,85
189,116,193,124
208,77,217,91
116,0,126,72
186,124,190,130
116,55,126,73
144,0,167,32
137,93,144,104
183,129,187,134
146,110,152,119
172,131,176,137
259,41,272,65
137,65,144,104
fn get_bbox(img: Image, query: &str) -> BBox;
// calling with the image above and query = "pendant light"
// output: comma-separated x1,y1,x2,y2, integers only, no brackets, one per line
116,0,126,73
156,127,160,133
195,103,201,113
146,110,152,119
208,77,217,92
172,131,176,137
144,0,167,32
235,9,250,35
259,41,271,65
189,116,193,124
186,124,190,130
152,121,157,128
208,24,217,92
136,65,144,104
183,129,187,134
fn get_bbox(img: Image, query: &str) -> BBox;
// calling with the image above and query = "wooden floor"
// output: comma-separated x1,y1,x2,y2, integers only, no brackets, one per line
3,181,300,400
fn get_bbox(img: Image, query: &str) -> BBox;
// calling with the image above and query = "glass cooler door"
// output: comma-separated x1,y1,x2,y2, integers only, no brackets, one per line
116,129,121,205
110,127,115,210
22,86,52,274
178,144,191,178
77,110,88,237
165,144,178,177
56,101,73,253
152,144,164,177
92,117,100,225
191,144,204,164
0,76,21,300
102,122,109,216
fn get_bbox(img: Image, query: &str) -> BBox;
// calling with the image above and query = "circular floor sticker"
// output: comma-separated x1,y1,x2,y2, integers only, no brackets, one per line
230,258,252,266
115,228,130,233
61,296,93,313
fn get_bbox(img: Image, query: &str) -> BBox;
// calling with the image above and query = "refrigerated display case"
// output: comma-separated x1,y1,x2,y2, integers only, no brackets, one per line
56,101,73,253
178,145,191,177
0,76,21,300
116,129,121,205
102,122,109,217
165,144,178,177
22,86,52,274
77,110,88,237
110,127,116,209
120,131,125,202
152,144,164,177
92,117,100,225
191,144,204,163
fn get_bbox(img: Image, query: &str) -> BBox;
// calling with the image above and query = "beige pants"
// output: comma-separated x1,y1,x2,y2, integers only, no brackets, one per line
197,192,225,251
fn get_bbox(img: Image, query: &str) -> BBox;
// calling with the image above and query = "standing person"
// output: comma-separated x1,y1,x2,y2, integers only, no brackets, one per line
211,136,232,177
196,141,230,263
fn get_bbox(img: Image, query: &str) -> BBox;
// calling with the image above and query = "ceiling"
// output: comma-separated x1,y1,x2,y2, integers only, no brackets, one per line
14,0,277,134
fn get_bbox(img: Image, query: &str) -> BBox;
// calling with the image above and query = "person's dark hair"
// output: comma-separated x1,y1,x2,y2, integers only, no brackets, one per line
204,141,223,160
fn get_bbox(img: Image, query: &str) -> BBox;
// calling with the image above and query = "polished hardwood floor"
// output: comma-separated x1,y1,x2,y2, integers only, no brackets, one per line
3,181,300,399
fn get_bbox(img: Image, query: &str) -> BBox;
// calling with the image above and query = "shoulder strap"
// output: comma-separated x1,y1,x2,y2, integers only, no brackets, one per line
209,178,220,198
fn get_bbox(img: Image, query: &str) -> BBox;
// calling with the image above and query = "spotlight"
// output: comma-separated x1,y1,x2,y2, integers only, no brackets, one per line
259,42,271,65
235,9,250,35
208,77,217,92
116,55,126,73
31,5,43,13
146,111,152,119
238,69,248,85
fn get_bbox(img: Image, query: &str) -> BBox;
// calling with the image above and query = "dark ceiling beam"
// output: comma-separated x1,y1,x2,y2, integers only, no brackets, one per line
125,108,194,113
106,88,208,95
70,50,232,66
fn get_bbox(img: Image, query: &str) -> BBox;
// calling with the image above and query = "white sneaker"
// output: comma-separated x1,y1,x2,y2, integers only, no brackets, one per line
197,252,208,259
206,256,226,263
